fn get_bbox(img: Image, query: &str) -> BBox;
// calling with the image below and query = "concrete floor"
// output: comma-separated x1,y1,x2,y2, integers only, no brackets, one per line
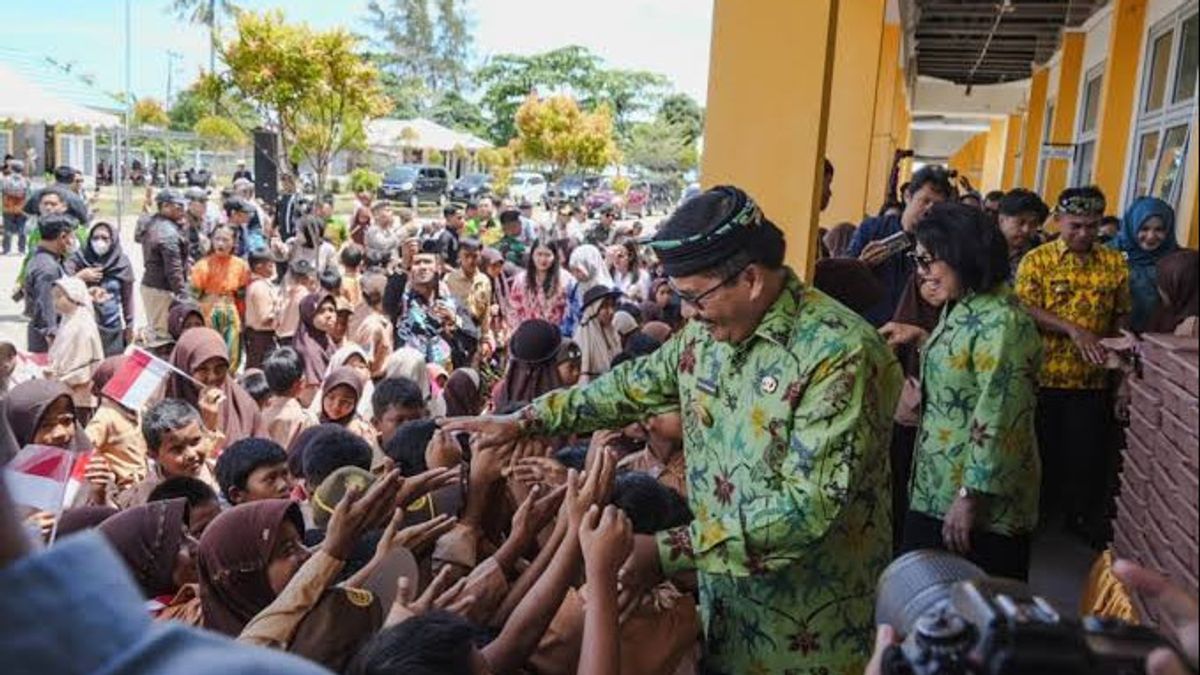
1029,527,1101,618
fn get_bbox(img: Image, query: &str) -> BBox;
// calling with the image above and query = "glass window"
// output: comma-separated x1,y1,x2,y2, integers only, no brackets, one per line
1150,124,1189,201
1081,74,1103,133
1072,140,1096,187
1172,13,1198,103
1042,101,1056,141
1132,131,1161,198
1145,32,1174,112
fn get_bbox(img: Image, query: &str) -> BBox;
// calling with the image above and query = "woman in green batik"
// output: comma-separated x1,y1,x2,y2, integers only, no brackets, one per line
890,202,1042,580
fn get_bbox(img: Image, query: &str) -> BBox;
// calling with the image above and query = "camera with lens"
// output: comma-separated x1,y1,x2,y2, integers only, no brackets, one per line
875,550,1176,674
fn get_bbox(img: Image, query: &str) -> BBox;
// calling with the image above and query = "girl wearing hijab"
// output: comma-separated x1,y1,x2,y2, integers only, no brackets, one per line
292,292,338,403
441,367,484,417
65,221,135,355
576,285,623,382
167,327,267,449
191,224,251,370
507,239,568,332
639,277,683,331
562,244,613,337
493,319,563,409
97,498,199,617
1112,196,1177,332
168,299,207,342
320,344,376,419
47,277,105,412
316,365,380,461
384,346,443,417
85,355,149,493
198,499,383,670
1148,248,1199,336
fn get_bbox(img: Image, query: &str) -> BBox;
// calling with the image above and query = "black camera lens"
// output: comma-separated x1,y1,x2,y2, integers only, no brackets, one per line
875,549,985,636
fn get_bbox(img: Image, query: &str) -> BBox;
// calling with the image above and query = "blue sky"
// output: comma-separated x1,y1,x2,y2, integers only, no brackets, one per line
0,0,713,109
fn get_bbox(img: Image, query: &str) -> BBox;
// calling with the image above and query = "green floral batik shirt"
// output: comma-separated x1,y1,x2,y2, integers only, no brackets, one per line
910,286,1042,536
529,270,902,675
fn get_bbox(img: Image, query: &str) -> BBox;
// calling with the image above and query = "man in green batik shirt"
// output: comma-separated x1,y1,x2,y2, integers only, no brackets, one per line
446,186,903,674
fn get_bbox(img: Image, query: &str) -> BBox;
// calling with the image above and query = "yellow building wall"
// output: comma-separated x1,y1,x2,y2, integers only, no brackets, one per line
823,0,886,227
895,68,913,185
1180,110,1199,247
1020,68,1050,189
1043,32,1086,201
699,0,840,280
1094,0,1148,212
866,22,902,217
982,118,1008,193
1001,112,1023,190
948,132,988,190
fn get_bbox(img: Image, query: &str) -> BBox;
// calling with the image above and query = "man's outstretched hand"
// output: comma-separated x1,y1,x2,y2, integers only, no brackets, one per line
439,414,526,454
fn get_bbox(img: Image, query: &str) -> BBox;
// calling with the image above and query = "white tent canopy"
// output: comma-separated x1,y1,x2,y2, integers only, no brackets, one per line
0,64,119,128
366,118,491,153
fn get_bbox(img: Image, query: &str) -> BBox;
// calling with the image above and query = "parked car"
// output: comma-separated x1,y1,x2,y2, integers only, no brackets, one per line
585,178,625,217
450,172,493,203
547,174,600,208
623,181,652,218
507,171,548,204
378,164,450,208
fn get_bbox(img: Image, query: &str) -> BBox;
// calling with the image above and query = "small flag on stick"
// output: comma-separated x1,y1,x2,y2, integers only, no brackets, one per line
4,445,76,513
100,348,178,411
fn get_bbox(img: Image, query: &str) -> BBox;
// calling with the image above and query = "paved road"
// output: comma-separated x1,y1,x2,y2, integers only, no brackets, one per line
0,213,663,351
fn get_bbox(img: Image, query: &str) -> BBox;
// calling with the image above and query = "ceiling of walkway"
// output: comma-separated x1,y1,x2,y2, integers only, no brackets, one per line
910,0,1107,85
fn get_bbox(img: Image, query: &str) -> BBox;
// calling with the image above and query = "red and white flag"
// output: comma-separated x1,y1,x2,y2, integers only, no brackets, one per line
3,445,81,513
101,348,173,411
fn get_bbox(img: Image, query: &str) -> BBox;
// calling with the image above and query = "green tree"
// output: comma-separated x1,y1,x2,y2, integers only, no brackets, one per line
658,93,704,144
622,118,697,174
206,10,391,192
193,115,246,149
429,90,487,137
587,69,669,136
169,80,259,132
166,0,237,75
513,94,618,178
364,0,472,111
133,98,171,128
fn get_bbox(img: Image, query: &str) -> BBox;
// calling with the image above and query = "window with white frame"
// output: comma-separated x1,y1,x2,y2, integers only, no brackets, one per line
1072,64,1105,187
1127,5,1197,211
1036,98,1056,193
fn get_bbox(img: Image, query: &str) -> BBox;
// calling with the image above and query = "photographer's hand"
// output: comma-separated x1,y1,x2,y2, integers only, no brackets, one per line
1113,559,1198,675
864,625,899,675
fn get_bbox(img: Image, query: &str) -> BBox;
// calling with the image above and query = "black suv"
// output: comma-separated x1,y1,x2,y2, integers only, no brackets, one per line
449,172,493,203
378,164,450,207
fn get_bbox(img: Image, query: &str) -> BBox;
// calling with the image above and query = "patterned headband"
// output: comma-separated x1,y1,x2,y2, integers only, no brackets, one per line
1055,193,1106,216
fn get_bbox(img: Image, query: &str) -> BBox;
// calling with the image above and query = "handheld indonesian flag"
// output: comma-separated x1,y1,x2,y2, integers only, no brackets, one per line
3,444,89,513
101,347,177,411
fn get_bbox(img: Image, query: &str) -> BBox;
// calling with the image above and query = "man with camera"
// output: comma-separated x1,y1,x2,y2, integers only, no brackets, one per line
394,240,479,370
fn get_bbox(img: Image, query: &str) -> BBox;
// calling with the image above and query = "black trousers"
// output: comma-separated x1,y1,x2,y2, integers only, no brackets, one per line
1035,388,1114,534
890,423,918,555
900,510,1032,581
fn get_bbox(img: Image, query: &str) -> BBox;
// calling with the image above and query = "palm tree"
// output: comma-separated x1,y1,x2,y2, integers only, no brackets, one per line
167,0,236,74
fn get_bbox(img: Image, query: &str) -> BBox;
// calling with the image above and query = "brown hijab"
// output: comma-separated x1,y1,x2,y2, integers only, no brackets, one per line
198,499,306,636
166,327,266,440
168,299,206,341
442,368,483,417
823,222,858,258
4,379,91,451
57,505,118,536
892,273,943,377
813,258,886,316
293,292,336,385
1148,249,1199,333
97,498,190,598
318,365,365,425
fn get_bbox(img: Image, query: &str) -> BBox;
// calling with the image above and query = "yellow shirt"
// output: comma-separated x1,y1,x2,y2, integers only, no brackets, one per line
1015,238,1131,389
85,401,148,490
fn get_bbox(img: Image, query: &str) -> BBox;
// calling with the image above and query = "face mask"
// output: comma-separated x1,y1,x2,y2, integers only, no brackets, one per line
91,240,111,256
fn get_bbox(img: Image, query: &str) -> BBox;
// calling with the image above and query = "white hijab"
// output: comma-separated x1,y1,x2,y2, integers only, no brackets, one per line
568,245,613,295
310,343,377,419
48,277,104,387
576,297,621,379
383,346,445,416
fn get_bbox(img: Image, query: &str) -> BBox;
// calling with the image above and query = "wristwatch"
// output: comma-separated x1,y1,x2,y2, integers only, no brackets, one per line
957,486,974,499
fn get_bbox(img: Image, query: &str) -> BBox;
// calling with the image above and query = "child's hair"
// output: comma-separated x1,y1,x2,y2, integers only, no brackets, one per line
215,437,288,503
263,347,306,396
383,419,438,476
248,248,273,268
237,369,271,406
611,471,692,533
348,611,481,675
302,425,374,486
340,243,365,270
147,475,218,510
371,377,425,418
0,341,16,361
319,267,343,292
142,399,201,451
554,442,589,471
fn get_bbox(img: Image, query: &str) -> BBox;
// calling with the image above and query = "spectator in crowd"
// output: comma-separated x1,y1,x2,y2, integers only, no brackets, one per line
1112,196,1177,332
1016,186,1130,544
507,239,568,333
563,244,613,338
996,188,1049,281
45,277,104,413
191,225,251,370
1147,248,1199,335
140,190,191,346
65,221,136,355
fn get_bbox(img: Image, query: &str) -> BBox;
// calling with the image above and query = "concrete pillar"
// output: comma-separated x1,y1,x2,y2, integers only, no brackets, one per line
982,118,1008,193
1093,0,1148,212
700,0,840,280
1043,32,1085,201
866,22,902,216
1001,112,1023,190
1019,67,1050,189
823,0,887,228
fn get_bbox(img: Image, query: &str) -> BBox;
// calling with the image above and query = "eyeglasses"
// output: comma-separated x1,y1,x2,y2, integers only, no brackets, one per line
669,262,749,310
645,198,761,251
907,251,937,271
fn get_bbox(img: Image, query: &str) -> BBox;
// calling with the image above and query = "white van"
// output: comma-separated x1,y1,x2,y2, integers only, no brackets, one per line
507,171,548,204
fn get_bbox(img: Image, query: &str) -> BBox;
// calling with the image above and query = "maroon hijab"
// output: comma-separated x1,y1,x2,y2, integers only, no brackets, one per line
318,366,365,425
166,327,266,440
1148,249,1199,333
293,292,336,385
98,498,190,598
198,499,306,636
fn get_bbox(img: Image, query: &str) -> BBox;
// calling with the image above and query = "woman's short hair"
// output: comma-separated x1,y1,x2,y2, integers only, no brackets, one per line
915,202,1010,294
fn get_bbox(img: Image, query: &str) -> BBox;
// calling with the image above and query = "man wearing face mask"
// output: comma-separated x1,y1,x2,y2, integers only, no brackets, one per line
846,165,954,326
395,240,479,369
141,189,191,347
